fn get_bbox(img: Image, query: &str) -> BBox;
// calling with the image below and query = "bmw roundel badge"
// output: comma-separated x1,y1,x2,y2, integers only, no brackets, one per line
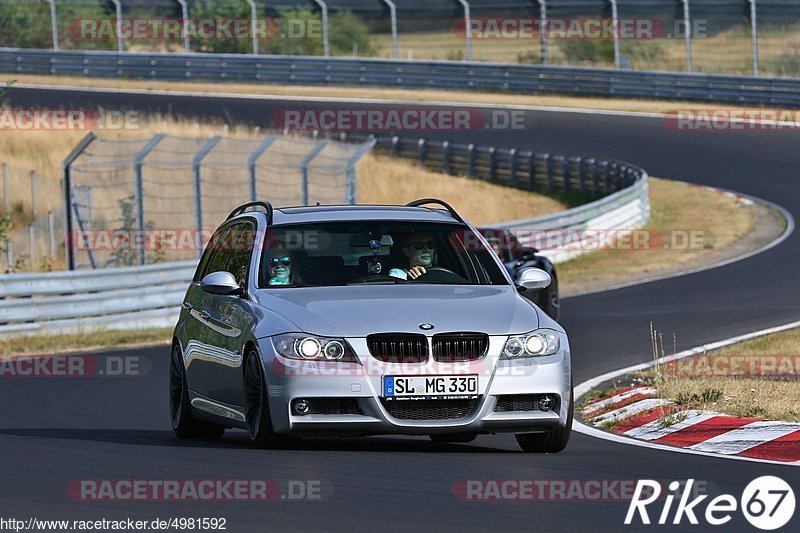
419,323,434,331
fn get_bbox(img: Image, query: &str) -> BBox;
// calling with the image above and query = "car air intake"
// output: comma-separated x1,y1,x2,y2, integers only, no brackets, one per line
367,334,429,363
432,333,489,362
494,394,559,414
381,398,479,420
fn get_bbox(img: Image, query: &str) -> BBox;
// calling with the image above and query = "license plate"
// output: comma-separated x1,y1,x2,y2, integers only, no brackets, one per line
383,375,478,400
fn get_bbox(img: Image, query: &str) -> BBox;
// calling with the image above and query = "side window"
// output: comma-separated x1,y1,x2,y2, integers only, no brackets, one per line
227,221,256,288
194,226,233,282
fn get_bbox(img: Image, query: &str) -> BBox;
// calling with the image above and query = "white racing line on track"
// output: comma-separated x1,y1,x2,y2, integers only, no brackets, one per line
573,320,800,466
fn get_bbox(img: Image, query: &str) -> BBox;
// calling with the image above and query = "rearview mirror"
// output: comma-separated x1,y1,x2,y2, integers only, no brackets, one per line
517,268,551,291
349,234,394,247
201,271,242,296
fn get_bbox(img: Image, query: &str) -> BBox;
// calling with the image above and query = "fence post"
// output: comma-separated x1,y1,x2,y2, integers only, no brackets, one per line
467,143,476,177
248,135,278,202
577,157,586,194
133,134,165,266
528,152,536,190
6,241,11,273
246,0,259,55
442,141,451,174
382,0,399,59
456,1,473,61
2,162,7,213
30,171,38,219
537,0,548,65
545,153,554,192
592,159,600,194
418,138,427,165
609,0,621,68
192,136,222,258
62,132,97,271
392,136,400,155
300,141,328,206
562,156,570,192
344,139,376,204
313,0,330,57
489,147,497,181
177,0,190,53
48,211,56,258
28,225,36,265
749,0,759,76
111,0,124,52
681,0,693,72
48,0,59,50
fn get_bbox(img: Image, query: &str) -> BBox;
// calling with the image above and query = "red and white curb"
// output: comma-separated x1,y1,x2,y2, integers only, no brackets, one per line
580,386,800,464
574,320,800,466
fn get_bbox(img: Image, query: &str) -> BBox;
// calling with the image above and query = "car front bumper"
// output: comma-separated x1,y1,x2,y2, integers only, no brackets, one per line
258,334,571,437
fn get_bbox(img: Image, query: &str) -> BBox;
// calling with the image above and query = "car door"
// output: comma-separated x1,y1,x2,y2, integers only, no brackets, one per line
185,220,257,406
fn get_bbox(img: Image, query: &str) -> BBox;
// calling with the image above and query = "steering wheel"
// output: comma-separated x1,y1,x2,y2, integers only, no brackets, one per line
348,274,403,284
412,266,465,282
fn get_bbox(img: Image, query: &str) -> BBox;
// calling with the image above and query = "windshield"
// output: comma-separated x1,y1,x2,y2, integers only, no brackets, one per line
258,221,509,288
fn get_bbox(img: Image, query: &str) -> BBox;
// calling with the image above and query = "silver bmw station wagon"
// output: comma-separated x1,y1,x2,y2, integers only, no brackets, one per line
170,199,573,452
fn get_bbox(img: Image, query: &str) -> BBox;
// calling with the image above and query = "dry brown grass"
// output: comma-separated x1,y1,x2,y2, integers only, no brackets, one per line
557,178,755,295
7,74,794,116
0,327,172,356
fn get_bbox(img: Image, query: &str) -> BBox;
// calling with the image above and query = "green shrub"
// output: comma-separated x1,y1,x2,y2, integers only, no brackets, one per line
559,39,614,65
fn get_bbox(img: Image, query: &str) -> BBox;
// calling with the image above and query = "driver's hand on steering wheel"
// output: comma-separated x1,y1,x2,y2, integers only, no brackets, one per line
407,266,427,279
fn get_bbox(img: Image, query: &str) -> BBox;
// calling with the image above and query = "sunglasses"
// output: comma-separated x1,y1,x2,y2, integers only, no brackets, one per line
269,256,292,268
409,240,435,251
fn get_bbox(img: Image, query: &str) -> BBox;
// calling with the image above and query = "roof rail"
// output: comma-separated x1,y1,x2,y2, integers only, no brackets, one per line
405,198,464,223
226,201,274,224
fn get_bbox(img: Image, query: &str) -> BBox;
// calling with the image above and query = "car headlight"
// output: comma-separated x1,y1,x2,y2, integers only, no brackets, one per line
502,330,560,358
272,333,359,363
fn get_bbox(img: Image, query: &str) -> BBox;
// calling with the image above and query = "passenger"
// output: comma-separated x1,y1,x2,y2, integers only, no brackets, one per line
389,233,436,280
266,251,296,285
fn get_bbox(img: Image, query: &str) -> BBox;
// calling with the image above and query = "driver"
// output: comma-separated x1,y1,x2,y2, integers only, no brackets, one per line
266,249,297,285
389,233,436,280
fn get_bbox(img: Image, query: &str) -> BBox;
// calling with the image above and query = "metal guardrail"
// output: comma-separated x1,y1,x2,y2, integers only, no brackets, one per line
3,48,800,108
0,130,649,338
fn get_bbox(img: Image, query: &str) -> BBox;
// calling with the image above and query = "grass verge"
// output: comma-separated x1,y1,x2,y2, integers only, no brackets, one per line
0,328,172,357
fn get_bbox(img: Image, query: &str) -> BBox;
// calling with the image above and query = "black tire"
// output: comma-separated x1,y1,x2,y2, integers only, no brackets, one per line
244,350,295,449
169,344,225,440
515,387,573,453
429,433,477,443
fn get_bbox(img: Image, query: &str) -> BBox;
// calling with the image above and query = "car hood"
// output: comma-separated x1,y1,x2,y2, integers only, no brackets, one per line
254,284,539,337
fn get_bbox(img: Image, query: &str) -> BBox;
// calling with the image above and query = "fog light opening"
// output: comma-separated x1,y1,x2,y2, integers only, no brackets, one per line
538,395,553,411
293,399,311,415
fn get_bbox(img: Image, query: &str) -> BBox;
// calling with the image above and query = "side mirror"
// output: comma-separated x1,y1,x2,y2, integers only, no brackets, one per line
517,267,551,291
200,271,242,296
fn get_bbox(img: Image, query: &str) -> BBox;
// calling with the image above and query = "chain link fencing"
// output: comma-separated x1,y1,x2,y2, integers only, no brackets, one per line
53,132,373,270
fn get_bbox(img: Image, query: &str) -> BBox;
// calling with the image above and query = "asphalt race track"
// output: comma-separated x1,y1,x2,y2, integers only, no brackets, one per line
3,86,800,531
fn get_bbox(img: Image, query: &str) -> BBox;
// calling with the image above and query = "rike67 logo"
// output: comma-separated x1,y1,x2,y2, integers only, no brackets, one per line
626,477,795,530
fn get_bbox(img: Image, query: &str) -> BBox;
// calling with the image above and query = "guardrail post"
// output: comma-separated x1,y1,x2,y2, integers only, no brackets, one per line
30,171,38,219
592,160,600,194
300,141,328,206
509,149,518,187
562,156,570,192
489,147,497,181
545,153,554,192
528,152,536,190
6,241,12,273
133,134,165,266
382,0,399,59
391,136,400,156
248,135,277,201
442,141,451,174
418,138,427,166
577,157,586,195
48,0,59,50
192,136,222,258
313,0,330,57
605,163,614,192
537,0,548,65
609,0,621,68
62,133,97,271
680,0,693,72
457,0,473,61
749,0,759,76
467,143,476,177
